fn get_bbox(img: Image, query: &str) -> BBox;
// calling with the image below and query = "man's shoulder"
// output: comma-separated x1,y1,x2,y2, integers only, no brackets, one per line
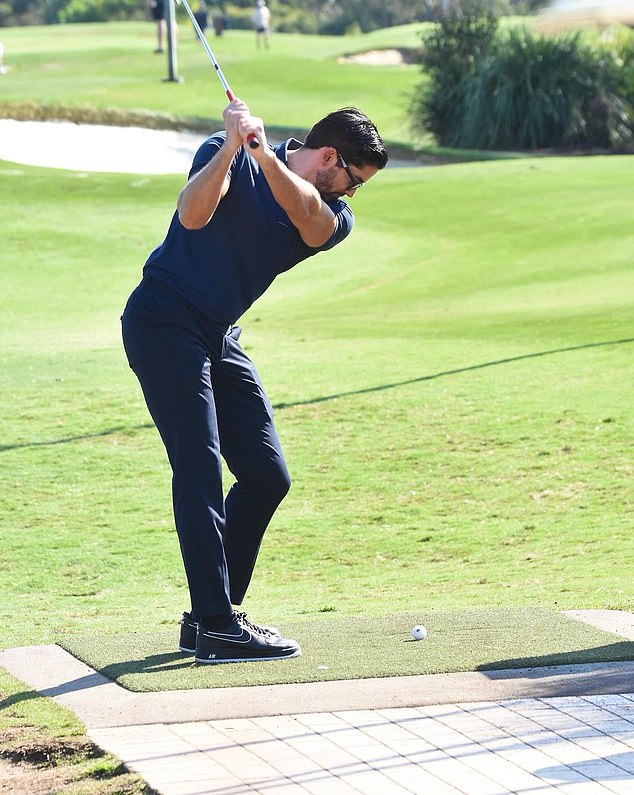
191,131,225,163
316,199,354,252
189,131,238,178
328,197,354,221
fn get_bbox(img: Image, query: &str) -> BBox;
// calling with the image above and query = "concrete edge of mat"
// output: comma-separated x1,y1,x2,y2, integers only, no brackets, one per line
1,610,633,729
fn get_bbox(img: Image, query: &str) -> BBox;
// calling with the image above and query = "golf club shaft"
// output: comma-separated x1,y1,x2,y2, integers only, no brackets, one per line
176,0,259,148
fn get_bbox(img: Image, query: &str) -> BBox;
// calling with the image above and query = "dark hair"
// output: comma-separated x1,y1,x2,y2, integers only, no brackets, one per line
304,107,388,170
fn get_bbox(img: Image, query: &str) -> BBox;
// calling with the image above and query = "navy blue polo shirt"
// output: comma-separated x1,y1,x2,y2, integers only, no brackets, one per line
143,133,354,325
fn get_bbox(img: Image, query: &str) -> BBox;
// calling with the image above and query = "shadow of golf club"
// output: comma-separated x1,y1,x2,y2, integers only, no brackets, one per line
1,336,632,452
273,336,634,409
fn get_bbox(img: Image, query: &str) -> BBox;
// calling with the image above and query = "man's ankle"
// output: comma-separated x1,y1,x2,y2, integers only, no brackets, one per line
200,613,233,631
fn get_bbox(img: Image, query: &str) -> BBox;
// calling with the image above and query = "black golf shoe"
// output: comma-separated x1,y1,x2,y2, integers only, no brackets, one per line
179,612,199,654
195,613,300,664
179,610,280,655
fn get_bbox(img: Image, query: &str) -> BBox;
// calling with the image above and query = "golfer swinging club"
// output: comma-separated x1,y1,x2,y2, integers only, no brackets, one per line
121,100,388,664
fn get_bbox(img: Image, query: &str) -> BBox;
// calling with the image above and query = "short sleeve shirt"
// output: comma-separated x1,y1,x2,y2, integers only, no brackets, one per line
143,134,354,325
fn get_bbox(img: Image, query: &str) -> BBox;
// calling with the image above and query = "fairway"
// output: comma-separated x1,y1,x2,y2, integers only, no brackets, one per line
1,147,633,675
0,21,422,148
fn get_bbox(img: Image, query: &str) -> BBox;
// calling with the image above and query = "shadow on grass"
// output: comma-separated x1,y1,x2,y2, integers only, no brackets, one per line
51,650,193,695
2,336,632,452
274,336,634,409
478,641,634,672
98,651,194,681
0,687,43,712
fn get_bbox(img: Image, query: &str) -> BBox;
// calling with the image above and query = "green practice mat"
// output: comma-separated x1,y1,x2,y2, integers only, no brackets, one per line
59,609,634,692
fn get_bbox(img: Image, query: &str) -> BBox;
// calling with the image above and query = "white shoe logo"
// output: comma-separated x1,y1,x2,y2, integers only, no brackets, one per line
203,626,253,644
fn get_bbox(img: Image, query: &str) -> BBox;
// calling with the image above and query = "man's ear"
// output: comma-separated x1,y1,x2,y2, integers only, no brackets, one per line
319,146,338,167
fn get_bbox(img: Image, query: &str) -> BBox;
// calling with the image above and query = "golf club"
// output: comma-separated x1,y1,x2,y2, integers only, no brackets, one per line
175,0,259,148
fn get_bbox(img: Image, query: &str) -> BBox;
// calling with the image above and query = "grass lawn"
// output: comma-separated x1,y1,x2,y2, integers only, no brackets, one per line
0,21,632,792
0,21,422,148
1,31,633,788
1,152,633,663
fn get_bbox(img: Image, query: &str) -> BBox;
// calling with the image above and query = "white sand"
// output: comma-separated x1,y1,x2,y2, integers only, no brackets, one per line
0,119,205,174
0,118,416,173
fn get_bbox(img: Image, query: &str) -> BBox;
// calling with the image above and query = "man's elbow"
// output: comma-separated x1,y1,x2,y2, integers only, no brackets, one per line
297,199,336,248
178,212,205,230
177,198,208,230
299,212,336,248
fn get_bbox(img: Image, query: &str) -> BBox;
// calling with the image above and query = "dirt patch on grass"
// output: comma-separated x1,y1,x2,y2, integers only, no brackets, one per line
0,729,155,794
0,755,80,793
1,727,97,765
0,756,152,794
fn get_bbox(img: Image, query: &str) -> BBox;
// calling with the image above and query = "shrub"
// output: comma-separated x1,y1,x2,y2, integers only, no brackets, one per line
455,29,633,149
410,8,498,145
58,0,143,22
411,15,634,151
614,33,634,108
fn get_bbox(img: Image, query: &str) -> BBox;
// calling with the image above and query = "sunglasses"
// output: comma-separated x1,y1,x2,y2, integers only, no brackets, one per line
337,151,365,191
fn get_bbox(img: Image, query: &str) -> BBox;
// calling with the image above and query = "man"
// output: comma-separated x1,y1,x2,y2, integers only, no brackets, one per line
121,101,388,664
193,1,208,37
147,0,166,53
251,0,271,48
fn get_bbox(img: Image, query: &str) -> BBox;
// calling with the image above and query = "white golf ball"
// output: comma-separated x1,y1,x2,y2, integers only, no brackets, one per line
411,625,427,641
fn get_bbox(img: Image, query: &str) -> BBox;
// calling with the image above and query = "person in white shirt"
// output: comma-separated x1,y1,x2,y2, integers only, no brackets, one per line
251,0,271,48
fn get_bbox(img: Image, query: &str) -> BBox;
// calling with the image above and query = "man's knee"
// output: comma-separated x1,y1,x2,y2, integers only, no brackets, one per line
226,456,290,508
264,457,291,503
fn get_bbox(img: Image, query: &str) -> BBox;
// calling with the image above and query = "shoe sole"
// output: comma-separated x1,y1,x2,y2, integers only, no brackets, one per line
179,645,196,655
195,648,301,665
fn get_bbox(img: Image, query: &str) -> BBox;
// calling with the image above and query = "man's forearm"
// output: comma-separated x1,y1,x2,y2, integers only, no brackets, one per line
177,141,237,230
257,152,335,248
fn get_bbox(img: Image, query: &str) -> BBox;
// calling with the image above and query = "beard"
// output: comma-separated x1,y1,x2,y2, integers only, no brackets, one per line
314,166,342,203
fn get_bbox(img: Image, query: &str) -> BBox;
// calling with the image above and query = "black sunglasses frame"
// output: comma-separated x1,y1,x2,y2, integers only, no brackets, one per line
337,152,365,191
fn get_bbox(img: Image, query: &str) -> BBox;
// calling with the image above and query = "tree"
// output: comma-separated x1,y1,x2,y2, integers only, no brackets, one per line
410,8,498,144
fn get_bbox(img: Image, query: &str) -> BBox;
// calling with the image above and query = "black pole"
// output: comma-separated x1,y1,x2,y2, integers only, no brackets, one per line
164,0,182,82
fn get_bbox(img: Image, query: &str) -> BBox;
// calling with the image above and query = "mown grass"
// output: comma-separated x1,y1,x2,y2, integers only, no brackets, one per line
1,19,631,792
0,21,422,147
1,153,632,656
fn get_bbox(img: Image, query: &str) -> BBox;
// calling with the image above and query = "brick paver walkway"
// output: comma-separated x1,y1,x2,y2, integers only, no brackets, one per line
89,695,634,794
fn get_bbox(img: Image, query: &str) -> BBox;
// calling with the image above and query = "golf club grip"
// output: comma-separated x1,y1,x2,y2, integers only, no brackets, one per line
225,89,260,149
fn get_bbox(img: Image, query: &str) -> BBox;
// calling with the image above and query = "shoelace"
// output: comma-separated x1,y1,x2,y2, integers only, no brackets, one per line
233,610,273,637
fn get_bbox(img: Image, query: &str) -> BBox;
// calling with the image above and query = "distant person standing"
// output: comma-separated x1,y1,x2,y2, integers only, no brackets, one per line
251,0,271,49
208,2,225,36
193,0,209,36
147,0,166,53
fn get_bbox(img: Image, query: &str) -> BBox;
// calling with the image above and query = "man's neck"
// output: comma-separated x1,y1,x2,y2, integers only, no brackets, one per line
287,144,316,182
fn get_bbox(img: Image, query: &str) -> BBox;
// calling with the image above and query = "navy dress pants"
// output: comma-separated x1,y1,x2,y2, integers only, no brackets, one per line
121,276,291,621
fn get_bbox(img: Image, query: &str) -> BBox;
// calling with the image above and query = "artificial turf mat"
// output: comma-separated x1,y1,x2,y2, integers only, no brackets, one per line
59,609,634,692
